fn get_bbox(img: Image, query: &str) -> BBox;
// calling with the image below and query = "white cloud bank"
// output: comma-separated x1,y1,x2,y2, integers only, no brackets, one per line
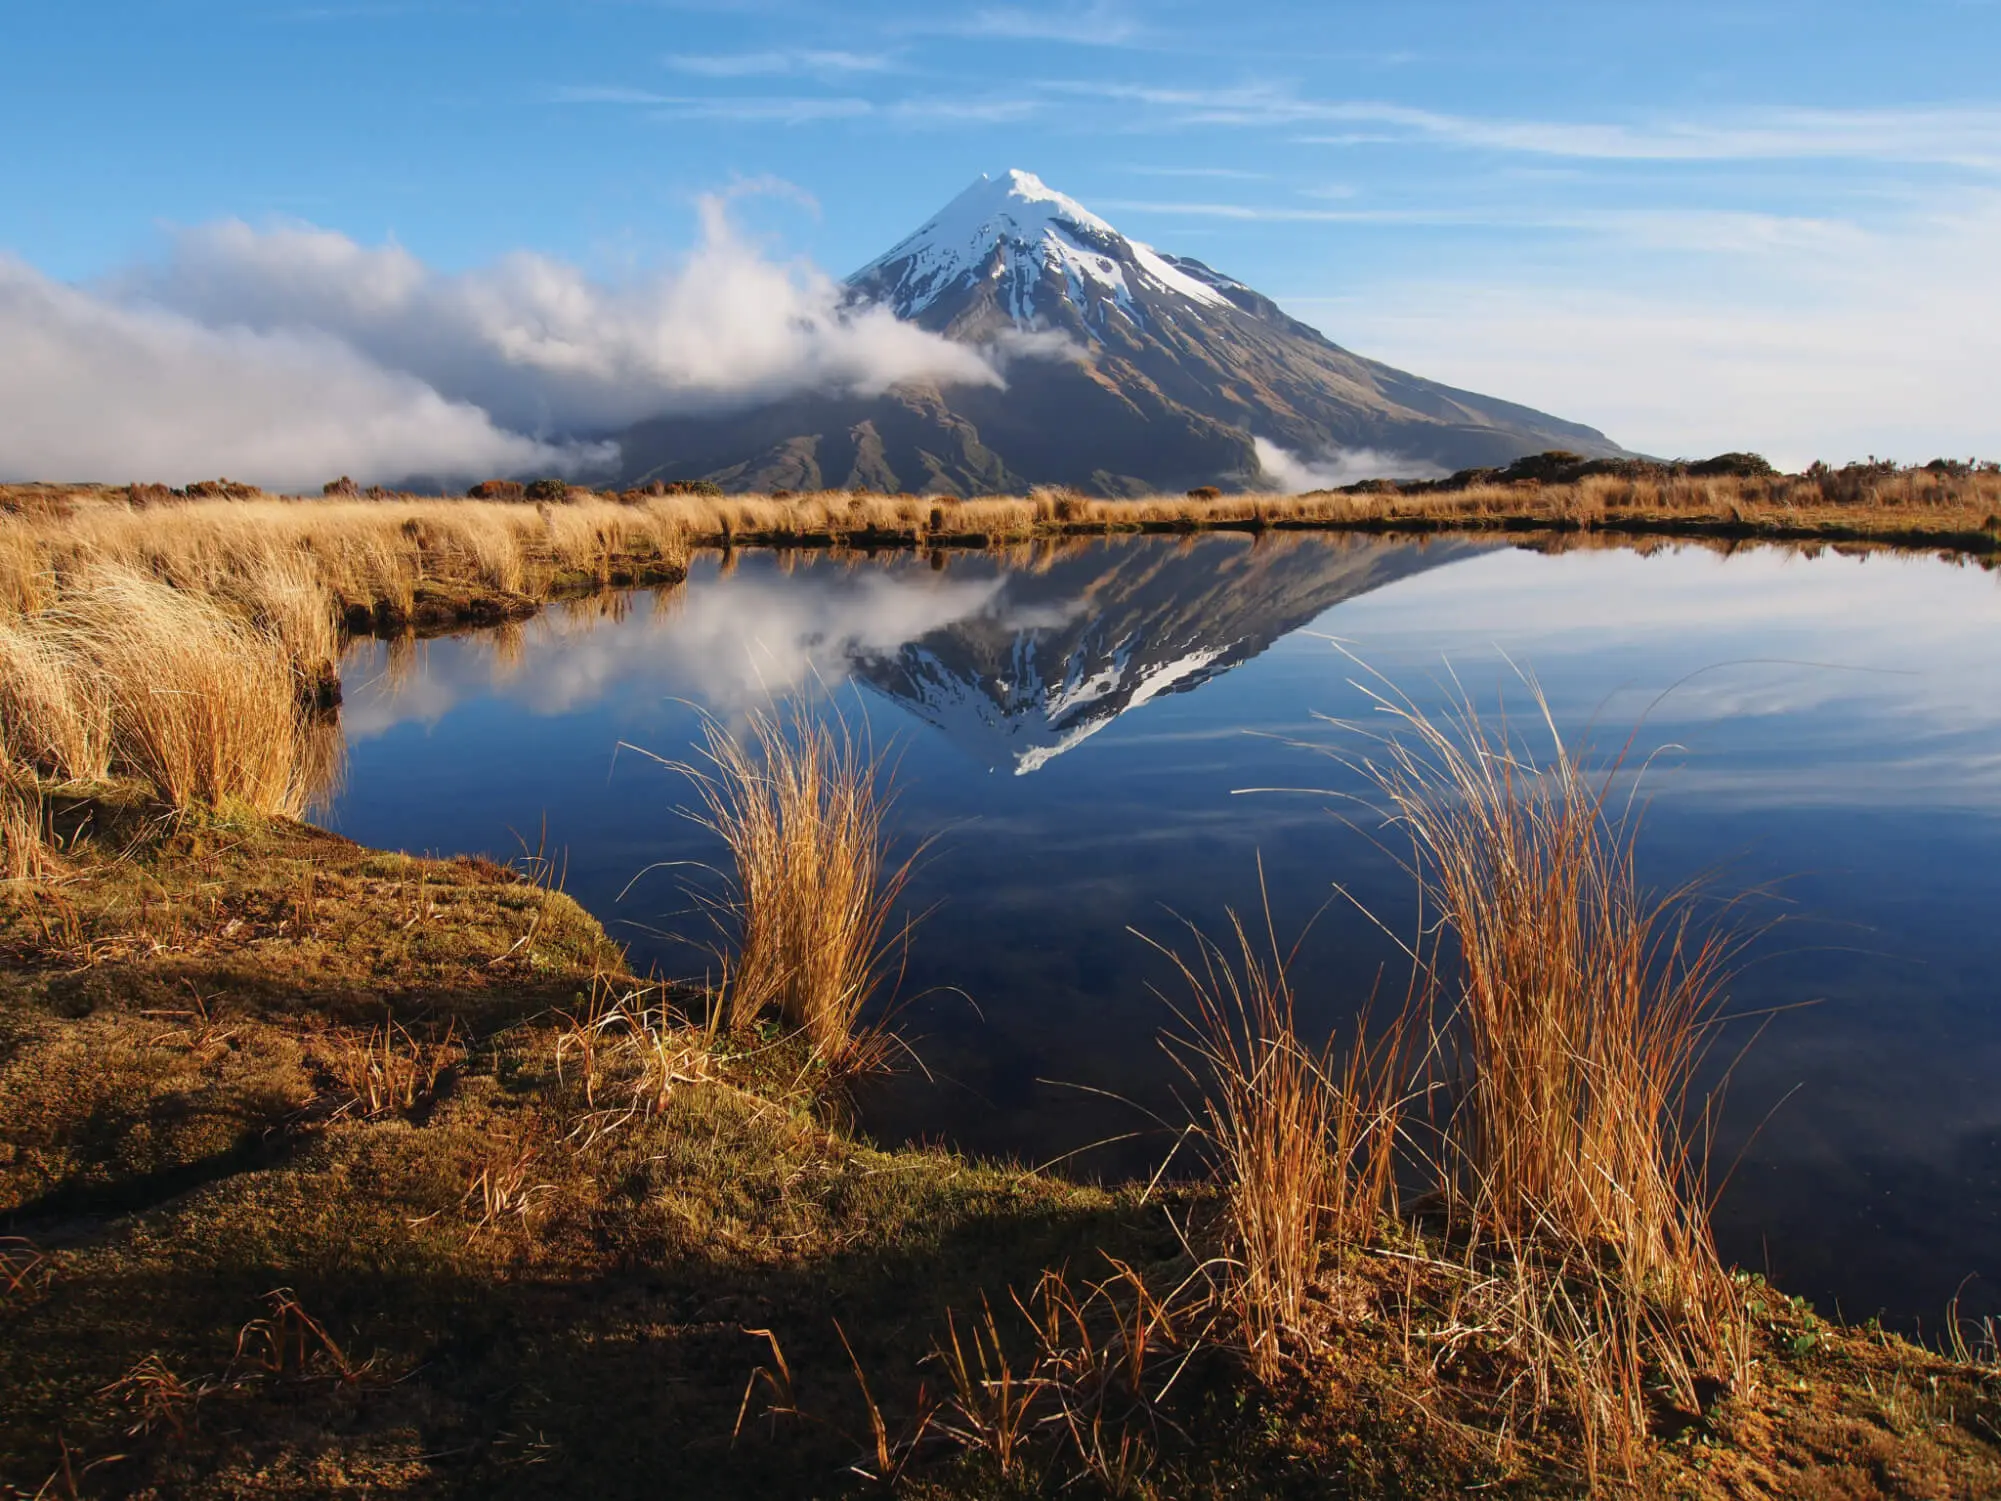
1253,437,1441,491
1,197,999,491
0,258,593,490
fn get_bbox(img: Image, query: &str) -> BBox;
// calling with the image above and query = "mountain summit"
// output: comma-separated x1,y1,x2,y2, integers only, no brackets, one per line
850,168,1243,335
617,170,1624,495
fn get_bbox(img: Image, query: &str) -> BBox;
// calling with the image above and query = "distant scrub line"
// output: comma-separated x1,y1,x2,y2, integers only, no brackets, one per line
2,451,1997,873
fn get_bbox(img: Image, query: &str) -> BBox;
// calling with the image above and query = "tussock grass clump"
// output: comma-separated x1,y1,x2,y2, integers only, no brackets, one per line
554,975,717,1148
0,614,112,783
0,570,326,819
1336,677,1751,1469
63,571,315,815
675,706,919,1067
1152,905,1403,1377
0,776,51,881
2,492,693,630
316,1019,461,1119
1117,675,1755,1474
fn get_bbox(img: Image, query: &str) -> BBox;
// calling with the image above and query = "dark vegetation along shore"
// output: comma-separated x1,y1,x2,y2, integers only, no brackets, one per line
3,472,2001,1497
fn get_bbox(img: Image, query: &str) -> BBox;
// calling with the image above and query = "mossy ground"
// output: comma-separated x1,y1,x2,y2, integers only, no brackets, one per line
2,796,1997,1498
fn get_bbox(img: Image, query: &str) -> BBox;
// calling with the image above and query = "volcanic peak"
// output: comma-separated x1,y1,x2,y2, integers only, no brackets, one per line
852,168,1233,330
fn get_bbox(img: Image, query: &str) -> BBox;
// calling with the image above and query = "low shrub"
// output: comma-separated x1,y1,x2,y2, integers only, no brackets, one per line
183,478,259,500
466,479,526,501
1687,451,1776,478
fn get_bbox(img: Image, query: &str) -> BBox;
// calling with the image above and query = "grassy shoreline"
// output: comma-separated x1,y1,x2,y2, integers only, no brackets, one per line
2,788,1998,1497
8,459,2001,595
4,474,2001,1494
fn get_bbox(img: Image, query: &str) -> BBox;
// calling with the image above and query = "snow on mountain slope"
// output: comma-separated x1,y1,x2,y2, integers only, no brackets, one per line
852,169,1231,331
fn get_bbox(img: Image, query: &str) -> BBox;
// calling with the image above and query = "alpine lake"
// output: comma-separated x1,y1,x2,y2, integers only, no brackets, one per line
325,531,2001,1334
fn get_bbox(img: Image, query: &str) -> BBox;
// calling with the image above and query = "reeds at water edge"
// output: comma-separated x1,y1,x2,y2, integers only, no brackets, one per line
1346,680,1746,1292
673,706,921,1068
1151,902,1406,1379
1150,678,1751,1472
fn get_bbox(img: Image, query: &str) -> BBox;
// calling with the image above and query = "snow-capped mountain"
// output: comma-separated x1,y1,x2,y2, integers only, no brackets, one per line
617,170,1624,496
849,531,1477,774
851,169,1240,333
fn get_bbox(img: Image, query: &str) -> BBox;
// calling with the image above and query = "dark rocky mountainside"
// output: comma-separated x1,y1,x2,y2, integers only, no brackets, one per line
618,171,1624,496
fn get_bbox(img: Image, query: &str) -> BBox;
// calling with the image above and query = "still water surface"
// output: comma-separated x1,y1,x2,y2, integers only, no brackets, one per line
327,534,2001,1330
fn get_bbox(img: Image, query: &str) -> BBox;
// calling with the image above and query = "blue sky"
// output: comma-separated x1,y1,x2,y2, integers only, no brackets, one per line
4,0,1999,479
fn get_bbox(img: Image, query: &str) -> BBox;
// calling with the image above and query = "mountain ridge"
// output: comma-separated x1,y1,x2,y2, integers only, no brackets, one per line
617,170,1625,496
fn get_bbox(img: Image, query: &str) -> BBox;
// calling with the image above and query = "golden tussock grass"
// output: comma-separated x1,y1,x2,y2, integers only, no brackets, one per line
2,463,1994,629
1150,898,1404,1380
0,490,694,629
669,706,921,1068
1348,677,1746,1471
0,776,52,882
1,569,326,818
1135,676,1753,1477
599,465,2001,551
66,570,319,815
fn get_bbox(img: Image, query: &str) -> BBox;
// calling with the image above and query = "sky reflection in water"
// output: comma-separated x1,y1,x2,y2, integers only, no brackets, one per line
328,535,2001,1329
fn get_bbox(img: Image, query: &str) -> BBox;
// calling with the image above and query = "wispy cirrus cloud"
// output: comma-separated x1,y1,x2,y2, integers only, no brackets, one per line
1099,199,1872,254
1122,164,1271,181
653,97,876,125
550,84,1040,128
549,87,872,124
1095,198,1424,222
888,96,1043,124
1047,82,2001,168
938,3,1140,46
547,85,675,105
665,49,896,78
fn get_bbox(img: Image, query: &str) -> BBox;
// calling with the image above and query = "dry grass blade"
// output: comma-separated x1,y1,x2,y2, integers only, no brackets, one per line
1946,1280,2001,1372
319,1019,461,1119
1,774,55,881
734,1328,800,1444
553,977,715,1148
1,1236,50,1299
911,1259,1210,1486
463,1146,556,1241
99,1355,213,1439
230,1288,374,1385
933,1296,1039,1477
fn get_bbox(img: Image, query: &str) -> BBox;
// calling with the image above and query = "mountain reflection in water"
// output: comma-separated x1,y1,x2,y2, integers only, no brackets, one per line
330,535,2001,1332
342,533,1475,766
